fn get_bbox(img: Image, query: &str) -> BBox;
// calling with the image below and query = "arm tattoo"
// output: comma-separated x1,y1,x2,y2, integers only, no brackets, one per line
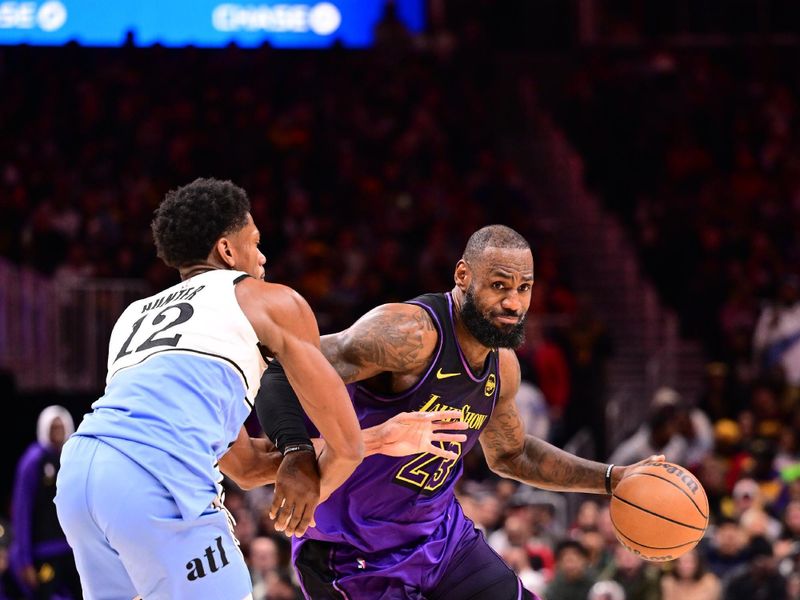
326,308,434,383
481,401,524,459
514,438,606,494
482,397,606,494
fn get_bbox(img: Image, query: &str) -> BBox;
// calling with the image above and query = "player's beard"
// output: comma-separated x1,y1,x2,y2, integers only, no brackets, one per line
461,286,526,349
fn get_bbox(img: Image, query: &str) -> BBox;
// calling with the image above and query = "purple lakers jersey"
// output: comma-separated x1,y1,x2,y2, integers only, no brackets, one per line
300,292,500,553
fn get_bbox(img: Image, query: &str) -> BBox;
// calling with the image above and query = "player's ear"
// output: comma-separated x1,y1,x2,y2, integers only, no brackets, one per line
454,259,470,291
215,237,236,268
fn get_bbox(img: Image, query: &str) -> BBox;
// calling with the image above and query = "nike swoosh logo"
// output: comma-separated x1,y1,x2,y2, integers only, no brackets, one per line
436,368,461,379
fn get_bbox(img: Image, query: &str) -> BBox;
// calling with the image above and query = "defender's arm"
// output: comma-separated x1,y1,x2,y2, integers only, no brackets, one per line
237,279,363,534
219,426,282,489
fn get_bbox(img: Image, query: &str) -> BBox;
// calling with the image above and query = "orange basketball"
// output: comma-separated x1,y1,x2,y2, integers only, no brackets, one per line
609,461,709,562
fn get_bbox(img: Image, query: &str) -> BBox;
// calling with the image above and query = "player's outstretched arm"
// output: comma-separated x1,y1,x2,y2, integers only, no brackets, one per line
258,368,467,488
480,349,651,494
237,279,363,533
313,410,469,461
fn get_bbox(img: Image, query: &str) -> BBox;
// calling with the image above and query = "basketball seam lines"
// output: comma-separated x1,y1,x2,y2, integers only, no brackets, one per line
610,512,702,550
611,493,707,531
622,472,708,519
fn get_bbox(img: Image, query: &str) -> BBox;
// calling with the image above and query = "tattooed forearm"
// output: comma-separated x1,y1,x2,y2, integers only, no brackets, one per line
517,437,607,493
493,436,607,494
482,400,607,494
481,402,525,459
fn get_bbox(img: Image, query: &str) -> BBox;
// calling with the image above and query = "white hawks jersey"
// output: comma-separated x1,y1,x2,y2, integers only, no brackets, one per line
74,269,267,519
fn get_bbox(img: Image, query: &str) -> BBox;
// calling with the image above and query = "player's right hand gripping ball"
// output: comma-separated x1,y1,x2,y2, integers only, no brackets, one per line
610,461,709,561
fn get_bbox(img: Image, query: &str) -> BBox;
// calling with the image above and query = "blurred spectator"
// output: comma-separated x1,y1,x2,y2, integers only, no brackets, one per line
698,362,747,422
9,406,80,599
514,379,551,441
516,318,571,437
487,511,535,555
588,579,627,600
664,387,715,470
569,499,601,538
703,517,749,580
725,478,782,541
699,454,732,523
660,548,721,600
472,492,503,536
598,545,661,600
753,275,800,387
777,500,800,549
772,500,800,579
501,545,547,598
788,572,800,600
608,392,688,466
560,298,614,460
568,499,615,573
751,384,785,438
739,506,782,543
0,519,17,600
578,527,614,574
250,536,303,600
232,502,260,558
545,539,596,600
260,569,303,600
775,423,800,475
744,439,784,507
712,419,743,460
723,535,787,600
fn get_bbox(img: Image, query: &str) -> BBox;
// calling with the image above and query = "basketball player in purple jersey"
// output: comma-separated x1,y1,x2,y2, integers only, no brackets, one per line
258,225,660,599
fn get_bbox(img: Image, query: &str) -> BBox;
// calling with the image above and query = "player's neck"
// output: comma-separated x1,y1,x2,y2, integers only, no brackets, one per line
179,262,220,281
179,250,234,281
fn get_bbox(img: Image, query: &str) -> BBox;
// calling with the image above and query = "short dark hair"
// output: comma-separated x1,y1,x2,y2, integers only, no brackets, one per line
463,225,530,264
555,539,589,560
152,178,251,268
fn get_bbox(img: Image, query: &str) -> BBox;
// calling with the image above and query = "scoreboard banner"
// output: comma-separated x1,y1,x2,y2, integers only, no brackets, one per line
0,0,424,48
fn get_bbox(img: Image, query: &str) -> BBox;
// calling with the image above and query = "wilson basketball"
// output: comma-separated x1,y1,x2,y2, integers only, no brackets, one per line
609,461,709,561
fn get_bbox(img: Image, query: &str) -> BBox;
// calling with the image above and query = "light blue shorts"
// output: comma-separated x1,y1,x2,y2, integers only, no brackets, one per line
55,435,252,600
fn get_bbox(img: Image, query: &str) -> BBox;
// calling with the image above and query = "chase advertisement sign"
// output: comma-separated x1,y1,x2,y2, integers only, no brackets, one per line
0,0,423,47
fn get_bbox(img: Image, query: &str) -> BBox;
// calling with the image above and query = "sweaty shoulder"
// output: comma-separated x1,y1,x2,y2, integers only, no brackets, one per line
234,277,319,352
328,302,439,378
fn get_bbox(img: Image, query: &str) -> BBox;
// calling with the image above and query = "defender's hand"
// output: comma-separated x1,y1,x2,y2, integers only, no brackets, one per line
270,449,320,537
379,410,468,460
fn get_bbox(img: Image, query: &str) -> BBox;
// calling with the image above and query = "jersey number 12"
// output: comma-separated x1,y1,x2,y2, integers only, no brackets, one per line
115,303,195,361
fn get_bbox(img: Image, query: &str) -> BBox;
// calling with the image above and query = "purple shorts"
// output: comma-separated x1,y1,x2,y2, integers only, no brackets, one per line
293,525,537,600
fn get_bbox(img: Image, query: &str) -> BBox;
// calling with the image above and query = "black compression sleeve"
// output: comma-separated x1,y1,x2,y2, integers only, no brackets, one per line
256,359,313,454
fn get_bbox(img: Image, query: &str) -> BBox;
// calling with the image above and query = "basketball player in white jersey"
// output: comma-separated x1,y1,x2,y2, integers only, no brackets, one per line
53,178,369,600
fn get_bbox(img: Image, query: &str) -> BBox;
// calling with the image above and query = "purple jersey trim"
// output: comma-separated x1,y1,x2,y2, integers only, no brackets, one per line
352,300,445,402
329,545,350,599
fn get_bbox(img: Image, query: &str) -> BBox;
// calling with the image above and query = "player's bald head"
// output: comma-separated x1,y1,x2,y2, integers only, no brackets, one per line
462,225,530,265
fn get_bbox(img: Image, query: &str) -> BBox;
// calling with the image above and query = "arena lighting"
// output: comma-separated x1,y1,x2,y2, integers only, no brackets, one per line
0,0,423,47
